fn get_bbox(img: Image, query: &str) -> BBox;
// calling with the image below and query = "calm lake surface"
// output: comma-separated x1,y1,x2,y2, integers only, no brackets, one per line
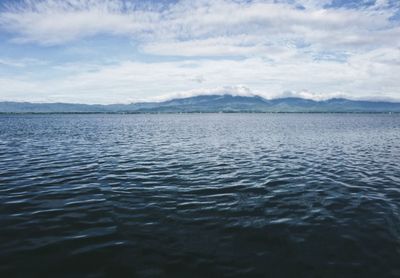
1,114,400,277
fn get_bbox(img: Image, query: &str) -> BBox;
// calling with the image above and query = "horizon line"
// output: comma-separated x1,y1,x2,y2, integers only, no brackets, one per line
1,93,400,105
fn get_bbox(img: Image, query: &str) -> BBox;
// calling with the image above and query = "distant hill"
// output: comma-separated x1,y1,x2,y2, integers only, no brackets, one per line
1,95,400,113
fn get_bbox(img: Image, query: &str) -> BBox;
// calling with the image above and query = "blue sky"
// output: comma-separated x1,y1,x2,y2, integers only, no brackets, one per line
0,0,399,103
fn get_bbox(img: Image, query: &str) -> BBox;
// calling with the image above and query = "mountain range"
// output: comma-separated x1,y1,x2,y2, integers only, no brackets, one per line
1,95,400,113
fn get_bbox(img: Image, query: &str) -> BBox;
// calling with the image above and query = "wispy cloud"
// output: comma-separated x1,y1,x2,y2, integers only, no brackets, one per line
0,0,399,103
0,0,159,44
1,0,398,49
0,55,398,104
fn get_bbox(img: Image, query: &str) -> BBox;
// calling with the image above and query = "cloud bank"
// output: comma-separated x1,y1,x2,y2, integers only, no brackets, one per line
0,0,399,103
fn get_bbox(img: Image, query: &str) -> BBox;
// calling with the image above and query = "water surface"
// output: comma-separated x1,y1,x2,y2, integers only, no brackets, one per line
0,114,400,277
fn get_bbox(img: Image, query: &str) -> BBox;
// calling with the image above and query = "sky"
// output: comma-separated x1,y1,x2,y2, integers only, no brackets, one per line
0,0,399,104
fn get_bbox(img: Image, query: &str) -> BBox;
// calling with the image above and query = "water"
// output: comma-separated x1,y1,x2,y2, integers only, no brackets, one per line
0,114,399,277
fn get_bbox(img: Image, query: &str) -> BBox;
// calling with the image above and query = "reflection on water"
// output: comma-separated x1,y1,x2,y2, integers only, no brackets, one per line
0,114,400,277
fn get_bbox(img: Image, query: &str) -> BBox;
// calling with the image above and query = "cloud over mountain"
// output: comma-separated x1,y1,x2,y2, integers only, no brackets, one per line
0,0,399,103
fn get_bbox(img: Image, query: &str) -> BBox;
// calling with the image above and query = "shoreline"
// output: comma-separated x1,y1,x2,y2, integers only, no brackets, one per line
0,111,399,115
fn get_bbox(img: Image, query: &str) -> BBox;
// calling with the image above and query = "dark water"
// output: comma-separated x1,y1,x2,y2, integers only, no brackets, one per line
1,114,400,278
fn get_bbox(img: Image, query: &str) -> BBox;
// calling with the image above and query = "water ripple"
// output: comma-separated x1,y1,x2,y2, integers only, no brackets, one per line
1,114,400,277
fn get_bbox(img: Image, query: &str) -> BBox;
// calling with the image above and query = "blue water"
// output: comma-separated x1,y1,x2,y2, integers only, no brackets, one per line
0,114,400,277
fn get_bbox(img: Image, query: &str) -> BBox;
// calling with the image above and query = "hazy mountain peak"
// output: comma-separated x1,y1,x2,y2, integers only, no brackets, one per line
1,94,400,113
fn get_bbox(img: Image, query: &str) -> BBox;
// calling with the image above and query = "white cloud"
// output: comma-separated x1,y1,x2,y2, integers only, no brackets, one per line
0,52,398,103
141,36,267,57
275,90,346,101
0,57,47,68
0,0,399,103
1,0,398,49
0,58,26,67
150,85,257,102
0,1,158,44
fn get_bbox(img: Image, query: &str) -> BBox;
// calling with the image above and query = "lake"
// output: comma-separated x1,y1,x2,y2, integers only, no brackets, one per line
0,114,399,277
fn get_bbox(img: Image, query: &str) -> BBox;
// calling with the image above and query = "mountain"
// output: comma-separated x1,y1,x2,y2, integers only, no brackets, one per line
0,102,107,113
1,95,400,113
